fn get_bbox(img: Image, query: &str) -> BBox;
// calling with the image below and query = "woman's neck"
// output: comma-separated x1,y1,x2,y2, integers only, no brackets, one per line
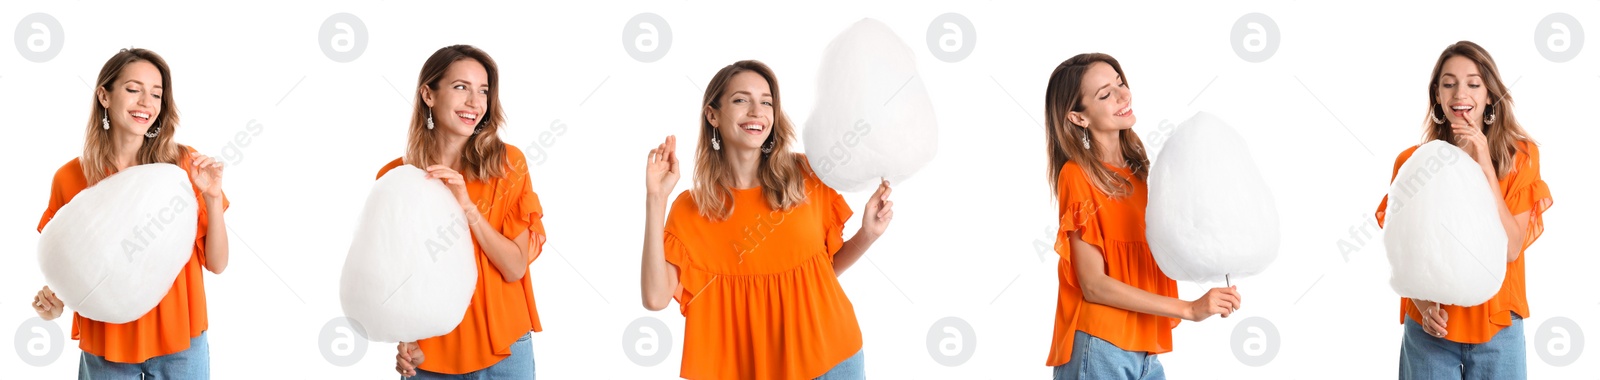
1092,129,1124,166
724,147,762,189
436,134,469,171
110,132,144,171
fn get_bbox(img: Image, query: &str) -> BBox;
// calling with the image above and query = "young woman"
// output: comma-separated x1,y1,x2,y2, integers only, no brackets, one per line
1043,53,1242,380
387,45,548,379
1375,41,1551,380
639,60,894,380
30,48,229,379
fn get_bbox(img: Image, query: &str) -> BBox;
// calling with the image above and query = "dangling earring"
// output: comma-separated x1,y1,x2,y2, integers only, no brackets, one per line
101,108,110,130
144,125,160,138
1429,105,1446,124
711,134,721,151
426,108,435,130
473,126,483,135
1483,103,1496,125
761,138,774,154
1079,126,1091,149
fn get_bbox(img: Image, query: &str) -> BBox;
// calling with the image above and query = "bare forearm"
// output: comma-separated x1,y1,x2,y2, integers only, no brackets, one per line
466,207,528,281
1079,275,1192,320
832,229,876,275
1070,236,1191,320
1481,167,1526,261
202,198,228,274
640,196,676,310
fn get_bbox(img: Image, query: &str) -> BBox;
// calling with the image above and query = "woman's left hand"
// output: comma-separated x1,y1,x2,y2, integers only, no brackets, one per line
858,179,894,241
190,154,224,201
425,165,473,209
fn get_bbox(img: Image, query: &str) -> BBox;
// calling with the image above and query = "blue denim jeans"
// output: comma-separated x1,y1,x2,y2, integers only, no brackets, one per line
1052,330,1164,380
79,330,209,380
1400,314,1526,380
408,332,534,379
814,349,864,380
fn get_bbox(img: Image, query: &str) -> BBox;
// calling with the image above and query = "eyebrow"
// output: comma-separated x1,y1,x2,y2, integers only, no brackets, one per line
729,90,771,97
1095,75,1123,94
450,79,487,87
121,79,163,90
1440,73,1482,78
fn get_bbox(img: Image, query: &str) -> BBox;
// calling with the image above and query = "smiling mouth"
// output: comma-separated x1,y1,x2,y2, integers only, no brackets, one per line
739,121,766,134
129,111,151,124
1114,105,1133,117
456,111,478,126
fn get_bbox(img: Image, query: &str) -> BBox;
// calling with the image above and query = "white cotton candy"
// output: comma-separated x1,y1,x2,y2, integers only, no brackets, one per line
804,18,938,192
1383,140,1507,307
1146,112,1280,284
38,163,198,324
340,165,477,343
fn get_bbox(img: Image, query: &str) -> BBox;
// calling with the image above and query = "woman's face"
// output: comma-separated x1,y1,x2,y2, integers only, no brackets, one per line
1435,55,1491,127
97,60,163,136
423,59,490,137
705,71,775,152
1068,61,1135,133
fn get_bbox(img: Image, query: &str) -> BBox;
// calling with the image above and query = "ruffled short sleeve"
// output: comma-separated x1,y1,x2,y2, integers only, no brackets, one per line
1503,142,1552,250
1054,164,1106,289
661,191,714,315
819,181,853,257
490,146,546,264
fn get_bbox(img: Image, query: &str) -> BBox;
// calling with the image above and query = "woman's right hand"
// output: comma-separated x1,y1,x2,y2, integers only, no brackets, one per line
1184,286,1241,322
32,286,63,320
646,135,681,200
1412,299,1449,338
395,342,424,377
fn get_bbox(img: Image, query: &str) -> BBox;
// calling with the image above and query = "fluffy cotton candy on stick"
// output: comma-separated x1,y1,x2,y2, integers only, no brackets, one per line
340,165,477,343
38,163,199,324
1146,112,1280,284
1383,140,1507,307
804,18,938,192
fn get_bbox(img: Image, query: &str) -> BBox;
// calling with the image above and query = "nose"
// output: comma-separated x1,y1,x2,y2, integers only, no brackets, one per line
465,93,480,108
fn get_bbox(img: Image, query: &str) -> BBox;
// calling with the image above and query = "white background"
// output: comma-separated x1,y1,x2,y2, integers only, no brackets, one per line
1,1,1596,378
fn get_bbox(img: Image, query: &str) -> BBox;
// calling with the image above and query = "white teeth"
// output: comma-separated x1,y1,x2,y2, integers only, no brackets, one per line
741,123,763,130
1451,106,1472,110
130,112,149,118
457,112,477,120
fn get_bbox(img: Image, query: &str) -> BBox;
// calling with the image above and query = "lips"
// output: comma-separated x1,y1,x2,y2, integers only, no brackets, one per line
129,111,151,124
456,111,478,126
739,121,766,135
1113,105,1133,117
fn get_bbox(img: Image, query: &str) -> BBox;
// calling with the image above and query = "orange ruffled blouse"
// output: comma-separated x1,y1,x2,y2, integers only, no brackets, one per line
1375,140,1551,344
377,144,548,374
1047,162,1179,366
37,147,226,364
662,164,861,380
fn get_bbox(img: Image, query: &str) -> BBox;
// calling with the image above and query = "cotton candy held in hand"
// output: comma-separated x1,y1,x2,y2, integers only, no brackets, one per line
340,165,477,343
1383,140,1507,307
38,163,198,324
804,18,938,192
1146,112,1280,284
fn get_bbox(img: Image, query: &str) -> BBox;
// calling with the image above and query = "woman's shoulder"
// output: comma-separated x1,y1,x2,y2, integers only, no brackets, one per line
1056,160,1096,189
1513,139,1539,161
52,157,85,185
